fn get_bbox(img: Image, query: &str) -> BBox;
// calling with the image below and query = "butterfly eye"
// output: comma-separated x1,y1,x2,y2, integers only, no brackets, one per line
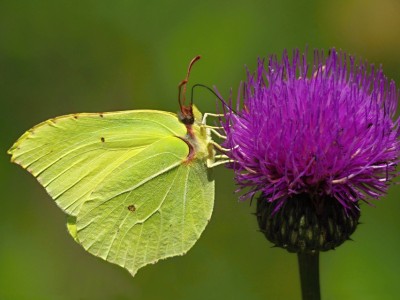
178,105,195,125
179,115,195,125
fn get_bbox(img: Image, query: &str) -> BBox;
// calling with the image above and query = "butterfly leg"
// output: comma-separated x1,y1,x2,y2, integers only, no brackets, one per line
207,154,234,168
202,112,224,124
207,144,237,168
203,113,234,168
210,129,227,140
202,112,228,139
214,154,229,160
209,141,230,153
207,159,233,168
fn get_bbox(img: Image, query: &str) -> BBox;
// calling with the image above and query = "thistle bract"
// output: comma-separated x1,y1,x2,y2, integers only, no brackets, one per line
222,49,399,213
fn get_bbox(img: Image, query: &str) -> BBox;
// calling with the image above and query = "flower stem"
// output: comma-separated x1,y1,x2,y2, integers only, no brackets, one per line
297,252,321,300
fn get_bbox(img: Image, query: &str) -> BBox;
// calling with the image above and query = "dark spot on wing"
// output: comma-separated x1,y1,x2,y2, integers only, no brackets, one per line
127,205,136,212
101,137,105,142
74,115,79,119
99,113,104,118
367,123,373,128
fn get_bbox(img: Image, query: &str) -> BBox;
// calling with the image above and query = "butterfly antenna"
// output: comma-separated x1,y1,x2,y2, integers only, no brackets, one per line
178,55,201,110
178,55,201,125
190,83,237,115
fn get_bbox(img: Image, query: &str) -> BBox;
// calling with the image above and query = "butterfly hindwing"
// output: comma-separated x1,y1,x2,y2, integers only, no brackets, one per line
75,144,214,276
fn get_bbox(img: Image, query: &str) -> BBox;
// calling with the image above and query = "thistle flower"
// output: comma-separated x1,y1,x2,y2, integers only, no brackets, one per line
222,49,399,252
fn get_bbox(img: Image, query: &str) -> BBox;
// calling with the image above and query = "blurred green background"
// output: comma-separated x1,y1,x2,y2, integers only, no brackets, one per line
1,0,400,299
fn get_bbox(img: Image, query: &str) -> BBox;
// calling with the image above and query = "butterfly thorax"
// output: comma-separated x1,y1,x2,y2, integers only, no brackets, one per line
181,106,215,166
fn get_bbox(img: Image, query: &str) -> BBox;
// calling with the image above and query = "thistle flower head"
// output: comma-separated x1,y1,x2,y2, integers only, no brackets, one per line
222,49,399,213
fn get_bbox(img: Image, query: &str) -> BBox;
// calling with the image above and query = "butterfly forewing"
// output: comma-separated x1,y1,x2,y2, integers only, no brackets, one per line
8,110,187,216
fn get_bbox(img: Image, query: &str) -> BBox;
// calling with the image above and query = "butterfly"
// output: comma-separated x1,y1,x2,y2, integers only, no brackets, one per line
8,56,228,277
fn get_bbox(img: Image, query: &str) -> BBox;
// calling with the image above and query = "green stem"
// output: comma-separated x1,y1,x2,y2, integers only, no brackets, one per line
297,252,321,300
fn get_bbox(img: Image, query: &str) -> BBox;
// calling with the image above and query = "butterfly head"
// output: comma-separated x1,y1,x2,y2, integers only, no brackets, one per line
178,102,195,125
